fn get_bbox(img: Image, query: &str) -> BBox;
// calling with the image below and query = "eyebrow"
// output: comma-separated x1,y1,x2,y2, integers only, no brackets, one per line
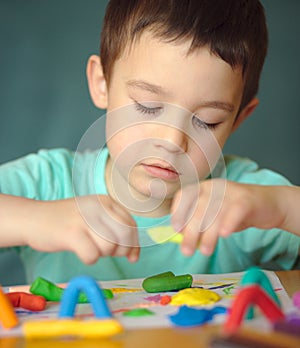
197,100,235,113
126,79,235,113
126,79,165,95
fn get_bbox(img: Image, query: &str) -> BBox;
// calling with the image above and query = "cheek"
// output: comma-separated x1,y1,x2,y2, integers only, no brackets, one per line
105,106,150,148
188,151,211,180
215,127,233,149
187,134,224,180
106,126,148,169
106,136,122,160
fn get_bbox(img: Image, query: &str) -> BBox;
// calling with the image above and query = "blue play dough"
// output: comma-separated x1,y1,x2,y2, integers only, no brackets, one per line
59,275,112,319
169,305,227,327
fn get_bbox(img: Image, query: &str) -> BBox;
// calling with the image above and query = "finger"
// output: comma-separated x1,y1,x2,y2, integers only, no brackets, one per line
199,200,249,255
111,226,140,259
126,246,140,263
93,214,139,257
180,207,206,256
90,227,137,259
68,231,102,264
218,201,250,237
97,199,138,247
198,226,219,256
99,195,136,228
88,224,140,260
171,186,199,232
179,196,208,256
112,244,140,263
197,198,231,255
89,210,137,247
90,232,119,256
108,220,138,248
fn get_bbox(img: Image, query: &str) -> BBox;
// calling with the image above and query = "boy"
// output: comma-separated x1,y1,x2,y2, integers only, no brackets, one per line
0,0,299,284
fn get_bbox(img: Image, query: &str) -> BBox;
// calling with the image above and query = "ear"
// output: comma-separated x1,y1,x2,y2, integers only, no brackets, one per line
86,55,108,109
231,97,259,133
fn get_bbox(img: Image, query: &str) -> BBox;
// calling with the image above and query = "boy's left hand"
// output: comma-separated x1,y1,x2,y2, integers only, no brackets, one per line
171,179,284,256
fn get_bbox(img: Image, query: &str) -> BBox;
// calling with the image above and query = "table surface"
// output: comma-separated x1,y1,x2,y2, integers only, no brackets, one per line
0,270,300,348
276,269,300,297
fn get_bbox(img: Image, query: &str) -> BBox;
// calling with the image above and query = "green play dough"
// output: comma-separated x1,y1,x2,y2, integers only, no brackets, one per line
30,276,113,302
142,271,193,293
123,308,154,317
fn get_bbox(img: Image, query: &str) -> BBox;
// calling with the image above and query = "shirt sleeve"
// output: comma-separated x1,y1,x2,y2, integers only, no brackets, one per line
0,148,75,200
224,155,292,185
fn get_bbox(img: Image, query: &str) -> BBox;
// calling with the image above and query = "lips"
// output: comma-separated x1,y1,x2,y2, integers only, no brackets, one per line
142,162,180,181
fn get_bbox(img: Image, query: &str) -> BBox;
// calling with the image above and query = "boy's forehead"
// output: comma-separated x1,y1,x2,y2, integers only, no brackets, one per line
117,31,243,78
109,32,244,114
115,31,243,85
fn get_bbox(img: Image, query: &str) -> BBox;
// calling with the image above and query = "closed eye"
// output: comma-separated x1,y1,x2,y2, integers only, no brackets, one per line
134,101,163,117
192,114,220,130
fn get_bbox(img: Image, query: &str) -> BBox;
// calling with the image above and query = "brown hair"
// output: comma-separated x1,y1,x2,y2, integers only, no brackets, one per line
100,0,268,111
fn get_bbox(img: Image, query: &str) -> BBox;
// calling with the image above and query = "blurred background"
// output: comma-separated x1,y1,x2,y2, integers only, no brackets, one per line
0,0,299,285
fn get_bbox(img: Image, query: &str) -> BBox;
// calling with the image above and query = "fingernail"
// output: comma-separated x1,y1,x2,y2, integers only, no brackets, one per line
220,228,230,237
173,223,182,232
181,245,194,256
127,255,136,263
127,252,139,263
200,245,212,256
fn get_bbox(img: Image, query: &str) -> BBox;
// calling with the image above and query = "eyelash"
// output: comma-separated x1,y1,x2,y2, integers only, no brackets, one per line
192,115,219,130
134,101,162,116
134,101,220,130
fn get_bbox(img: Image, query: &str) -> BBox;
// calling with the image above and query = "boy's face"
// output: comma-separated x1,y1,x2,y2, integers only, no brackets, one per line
88,32,255,214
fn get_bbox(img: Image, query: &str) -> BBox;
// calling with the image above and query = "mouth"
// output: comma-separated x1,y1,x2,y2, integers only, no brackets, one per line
141,162,180,181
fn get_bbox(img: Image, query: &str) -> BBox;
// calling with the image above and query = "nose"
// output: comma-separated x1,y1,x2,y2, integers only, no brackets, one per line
153,124,187,153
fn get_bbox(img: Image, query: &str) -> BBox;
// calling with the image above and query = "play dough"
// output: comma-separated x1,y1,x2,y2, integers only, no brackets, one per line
170,288,221,306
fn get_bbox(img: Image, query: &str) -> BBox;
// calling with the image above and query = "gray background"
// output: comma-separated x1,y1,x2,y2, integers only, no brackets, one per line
0,1,299,285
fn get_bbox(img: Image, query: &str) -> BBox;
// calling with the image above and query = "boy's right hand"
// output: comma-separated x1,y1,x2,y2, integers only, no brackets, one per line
0,194,140,264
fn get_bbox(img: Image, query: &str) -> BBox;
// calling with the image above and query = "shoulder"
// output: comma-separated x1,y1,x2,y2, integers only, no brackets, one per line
73,146,109,195
0,148,75,172
0,147,109,198
223,155,291,185
0,148,76,198
0,147,108,173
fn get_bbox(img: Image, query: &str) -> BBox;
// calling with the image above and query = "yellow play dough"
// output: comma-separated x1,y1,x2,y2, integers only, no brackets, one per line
170,288,221,306
23,319,123,338
110,287,141,293
147,226,183,244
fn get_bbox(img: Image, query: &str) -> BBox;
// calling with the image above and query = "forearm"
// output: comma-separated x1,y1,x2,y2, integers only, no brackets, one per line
0,193,37,247
276,186,300,235
0,193,140,264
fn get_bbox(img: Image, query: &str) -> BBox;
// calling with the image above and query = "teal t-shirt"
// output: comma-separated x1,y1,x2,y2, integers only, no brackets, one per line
0,147,299,284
